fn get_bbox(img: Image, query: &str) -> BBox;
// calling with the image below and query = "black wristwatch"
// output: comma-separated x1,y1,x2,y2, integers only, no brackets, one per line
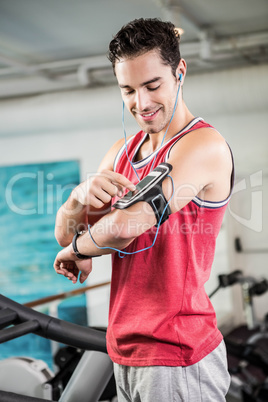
72,231,92,259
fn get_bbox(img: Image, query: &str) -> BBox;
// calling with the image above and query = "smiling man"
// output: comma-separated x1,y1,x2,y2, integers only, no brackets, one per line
54,18,233,401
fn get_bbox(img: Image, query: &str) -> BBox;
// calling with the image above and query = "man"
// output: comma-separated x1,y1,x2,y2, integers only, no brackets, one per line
54,18,233,401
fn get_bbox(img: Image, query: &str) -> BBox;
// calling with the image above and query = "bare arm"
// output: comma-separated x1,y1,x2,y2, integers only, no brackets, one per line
76,128,233,251
54,128,232,284
54,138,136,247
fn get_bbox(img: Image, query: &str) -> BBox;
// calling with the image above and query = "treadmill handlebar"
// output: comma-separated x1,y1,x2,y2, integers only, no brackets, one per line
0,390,55,402
0,294,107,353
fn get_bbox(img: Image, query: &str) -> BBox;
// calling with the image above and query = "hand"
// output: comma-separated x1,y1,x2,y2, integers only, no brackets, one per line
54,244,92,284
72,170,136,209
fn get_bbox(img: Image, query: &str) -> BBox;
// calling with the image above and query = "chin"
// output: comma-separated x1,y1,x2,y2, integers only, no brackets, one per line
146,128,159,134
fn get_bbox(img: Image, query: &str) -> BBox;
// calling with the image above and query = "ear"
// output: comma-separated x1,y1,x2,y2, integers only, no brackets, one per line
176,58,187,85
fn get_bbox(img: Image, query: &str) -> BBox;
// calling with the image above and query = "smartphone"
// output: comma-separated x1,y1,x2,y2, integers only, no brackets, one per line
113,162,172,209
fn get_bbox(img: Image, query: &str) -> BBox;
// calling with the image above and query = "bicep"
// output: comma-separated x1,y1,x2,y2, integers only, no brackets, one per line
162,130,232,214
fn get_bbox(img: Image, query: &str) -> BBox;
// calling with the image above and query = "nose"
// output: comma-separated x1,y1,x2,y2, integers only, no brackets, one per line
134,90,151,112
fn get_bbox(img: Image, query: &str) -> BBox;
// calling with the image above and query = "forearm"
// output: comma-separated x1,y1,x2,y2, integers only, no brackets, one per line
55,168,136,247
75,203,156,257
55,193,112,247
55,194,88,247
53,208,133,285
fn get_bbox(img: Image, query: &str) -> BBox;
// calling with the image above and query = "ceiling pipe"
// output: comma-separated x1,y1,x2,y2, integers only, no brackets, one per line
0,30,267,98
0,31,266,81
0,32,266,78
0,55,111,77
0,64,267,137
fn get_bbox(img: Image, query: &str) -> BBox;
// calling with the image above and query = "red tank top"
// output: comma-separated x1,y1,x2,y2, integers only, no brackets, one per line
107,117,234,367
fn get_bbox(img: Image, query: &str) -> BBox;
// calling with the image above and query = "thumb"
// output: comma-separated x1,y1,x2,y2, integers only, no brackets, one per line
77,259,92,284
79,272,88,284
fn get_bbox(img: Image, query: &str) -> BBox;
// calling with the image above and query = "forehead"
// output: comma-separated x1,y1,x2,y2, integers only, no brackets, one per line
115,50,172,86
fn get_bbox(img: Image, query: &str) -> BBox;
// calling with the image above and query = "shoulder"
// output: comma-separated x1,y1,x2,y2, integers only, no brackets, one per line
98,133,140,172
167,126,233,197
97,137,125,172
169,126,231,168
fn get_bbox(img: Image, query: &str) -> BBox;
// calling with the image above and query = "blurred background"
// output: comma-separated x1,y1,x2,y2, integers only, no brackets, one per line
0,1,267,401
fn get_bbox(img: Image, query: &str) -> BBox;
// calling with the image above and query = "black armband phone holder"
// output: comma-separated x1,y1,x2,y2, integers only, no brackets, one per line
113,162,173,226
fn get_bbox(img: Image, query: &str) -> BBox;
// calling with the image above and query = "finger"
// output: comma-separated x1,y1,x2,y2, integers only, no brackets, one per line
55,268,66,276
113,183,124,197
73,265,79,277
101,180,123,198
77,260,92,284
101,170,136,192
67,272,78,284
54,260,76,279
54,259,65,275
70,266,79,283
92,184,115,204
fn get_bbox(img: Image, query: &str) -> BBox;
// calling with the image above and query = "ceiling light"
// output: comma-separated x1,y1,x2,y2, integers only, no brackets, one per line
175,27,184,36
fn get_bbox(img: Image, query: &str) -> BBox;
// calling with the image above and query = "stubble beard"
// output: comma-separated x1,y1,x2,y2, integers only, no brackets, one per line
135,104,175,135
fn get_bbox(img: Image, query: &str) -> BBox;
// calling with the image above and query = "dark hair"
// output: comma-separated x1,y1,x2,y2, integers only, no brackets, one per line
108,18,181,77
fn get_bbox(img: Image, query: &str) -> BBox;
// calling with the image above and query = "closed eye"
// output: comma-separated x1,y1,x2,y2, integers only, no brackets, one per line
124,89,134,96
123,84,160,96
147,85,160,91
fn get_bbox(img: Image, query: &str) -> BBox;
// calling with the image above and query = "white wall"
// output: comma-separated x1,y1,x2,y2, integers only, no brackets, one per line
0,64,267,329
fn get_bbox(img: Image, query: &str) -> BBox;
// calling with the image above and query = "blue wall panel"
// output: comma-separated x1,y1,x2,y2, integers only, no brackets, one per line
0,160,87,369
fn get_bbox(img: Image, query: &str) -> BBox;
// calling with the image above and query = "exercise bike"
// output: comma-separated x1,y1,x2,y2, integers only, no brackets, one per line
0,293,116,402
209,270,268,402
0,270,267,402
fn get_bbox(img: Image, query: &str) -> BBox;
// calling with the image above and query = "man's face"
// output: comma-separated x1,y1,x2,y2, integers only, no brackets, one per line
115,50,179,135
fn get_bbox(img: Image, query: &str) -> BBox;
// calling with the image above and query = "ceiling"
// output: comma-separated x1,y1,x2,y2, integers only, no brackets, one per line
0,0,267,98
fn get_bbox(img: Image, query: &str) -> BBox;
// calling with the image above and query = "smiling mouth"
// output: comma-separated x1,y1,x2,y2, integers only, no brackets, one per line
141,111,156,117
137,108,161,120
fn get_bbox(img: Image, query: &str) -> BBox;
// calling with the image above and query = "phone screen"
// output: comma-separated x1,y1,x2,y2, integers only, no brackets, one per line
122,172,161,201
113,162,172,209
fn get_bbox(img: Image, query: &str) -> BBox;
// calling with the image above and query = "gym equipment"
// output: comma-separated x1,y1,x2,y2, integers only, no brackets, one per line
235,237,268,254
0,356,54,399
0,270,267,401
0,294,115,402
210,270,268,402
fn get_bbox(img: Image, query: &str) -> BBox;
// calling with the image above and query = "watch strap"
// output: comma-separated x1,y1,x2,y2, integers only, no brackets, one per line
72,231,92,259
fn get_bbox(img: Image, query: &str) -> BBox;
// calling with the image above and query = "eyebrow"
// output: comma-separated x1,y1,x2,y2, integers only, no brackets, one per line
119,77,162,89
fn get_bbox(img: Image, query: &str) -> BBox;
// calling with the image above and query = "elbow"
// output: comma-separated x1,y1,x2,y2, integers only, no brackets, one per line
54,228,72,247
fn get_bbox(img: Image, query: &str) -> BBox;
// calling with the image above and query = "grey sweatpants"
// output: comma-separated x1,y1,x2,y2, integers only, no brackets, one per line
113,340,231,401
